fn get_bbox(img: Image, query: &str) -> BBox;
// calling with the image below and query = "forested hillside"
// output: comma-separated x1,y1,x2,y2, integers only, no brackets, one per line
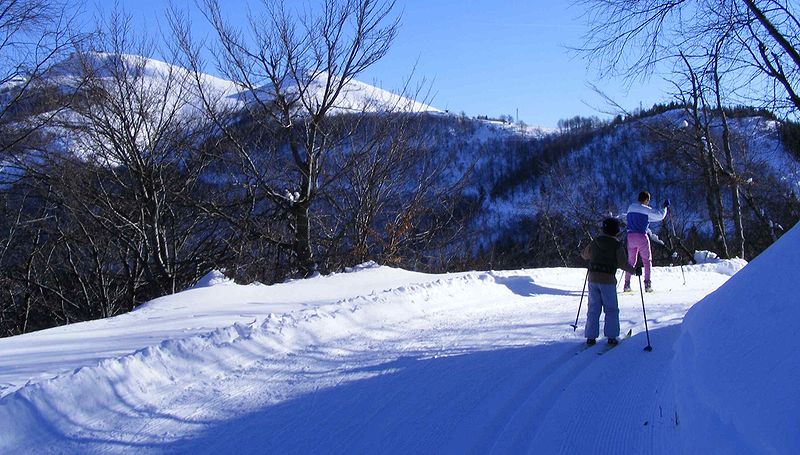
459,108,800,270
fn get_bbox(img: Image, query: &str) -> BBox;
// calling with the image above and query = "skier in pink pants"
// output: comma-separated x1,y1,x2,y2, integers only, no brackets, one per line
623,191,668,292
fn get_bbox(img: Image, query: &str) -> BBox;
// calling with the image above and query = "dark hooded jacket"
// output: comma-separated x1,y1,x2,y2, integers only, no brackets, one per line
581,234,637,285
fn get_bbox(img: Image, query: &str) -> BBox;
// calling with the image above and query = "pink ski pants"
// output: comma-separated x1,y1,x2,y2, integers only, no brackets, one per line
624,232,652,284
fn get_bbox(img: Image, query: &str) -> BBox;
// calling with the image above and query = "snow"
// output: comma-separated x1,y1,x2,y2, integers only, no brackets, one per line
673,222,800,454
298,72,439,114
191,270,232,289
694,249,721,263
44,52,243,111
245,71,440,115
1,230,798,453
27,52,441,163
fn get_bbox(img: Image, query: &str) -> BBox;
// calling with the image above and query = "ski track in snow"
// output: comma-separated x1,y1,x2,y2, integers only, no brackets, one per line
0,264,742,454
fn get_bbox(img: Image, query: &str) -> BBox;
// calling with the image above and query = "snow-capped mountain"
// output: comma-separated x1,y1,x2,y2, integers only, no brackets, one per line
34,52,440,116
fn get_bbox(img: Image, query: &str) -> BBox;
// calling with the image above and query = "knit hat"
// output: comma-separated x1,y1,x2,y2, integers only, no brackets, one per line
602,217,621,236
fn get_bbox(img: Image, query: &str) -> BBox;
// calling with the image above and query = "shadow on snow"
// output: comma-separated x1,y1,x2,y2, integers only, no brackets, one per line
492,275,575,298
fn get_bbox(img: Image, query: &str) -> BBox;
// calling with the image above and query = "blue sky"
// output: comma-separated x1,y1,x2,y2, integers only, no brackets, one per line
85,0,673,128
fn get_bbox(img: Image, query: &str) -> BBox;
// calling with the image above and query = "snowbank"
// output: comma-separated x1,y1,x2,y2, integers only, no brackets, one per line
692,250,749,276
693,250,721,264
0,271,519,451
192,269,233,288
673,223,800,453
344,260,381,272
686,255,747,276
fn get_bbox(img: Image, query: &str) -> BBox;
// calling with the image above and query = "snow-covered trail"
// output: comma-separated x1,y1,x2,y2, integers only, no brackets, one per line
0,264,740,454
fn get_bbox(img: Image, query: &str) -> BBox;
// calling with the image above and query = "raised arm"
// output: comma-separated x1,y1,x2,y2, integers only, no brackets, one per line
647,205,667,223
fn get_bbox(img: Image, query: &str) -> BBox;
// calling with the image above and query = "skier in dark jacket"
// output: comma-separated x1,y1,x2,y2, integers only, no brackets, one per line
580,217,640,346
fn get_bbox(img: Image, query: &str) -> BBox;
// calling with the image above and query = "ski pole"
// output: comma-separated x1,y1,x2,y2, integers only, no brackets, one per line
570,270,588,331
638,272,653,352
668,209,686,285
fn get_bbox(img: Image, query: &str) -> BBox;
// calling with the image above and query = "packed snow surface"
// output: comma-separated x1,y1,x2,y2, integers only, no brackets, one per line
1,227,798,453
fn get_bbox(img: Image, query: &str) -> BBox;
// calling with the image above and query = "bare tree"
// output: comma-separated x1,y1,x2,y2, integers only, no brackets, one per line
172,0,400,277
580,0,800,258
579,0,800,114
676,52,731,257
709,41,747,257
739,0,800,111
329,110,481,272
0,9,234,336
56,12,227,294
0,0,83,335
0,0,78,158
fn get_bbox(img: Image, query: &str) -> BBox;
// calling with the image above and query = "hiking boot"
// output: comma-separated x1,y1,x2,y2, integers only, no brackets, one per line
607,338,619,346
586,338,596,346
623,283,632,292
644,280,653,293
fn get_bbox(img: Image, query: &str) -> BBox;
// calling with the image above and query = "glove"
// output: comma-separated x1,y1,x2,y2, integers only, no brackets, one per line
663,198,671,208
634,265,643,276
647,231,665,247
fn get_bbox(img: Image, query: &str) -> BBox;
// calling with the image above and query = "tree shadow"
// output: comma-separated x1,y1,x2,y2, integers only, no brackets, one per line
492,275,574,297
162,341,583,454
6,325,685,454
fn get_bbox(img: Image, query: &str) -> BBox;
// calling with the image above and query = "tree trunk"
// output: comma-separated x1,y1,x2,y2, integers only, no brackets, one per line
717,110,745,258
710,43,746,258
707,140,730,258
292,202,315,277
698,135,730,258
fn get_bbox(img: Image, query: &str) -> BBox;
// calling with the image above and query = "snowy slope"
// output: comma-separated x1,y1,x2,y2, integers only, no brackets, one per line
249,72,441,115
24,52,441,165
0,251,771,453
43,52,243,112
43,52,439,116
673,222,800,454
